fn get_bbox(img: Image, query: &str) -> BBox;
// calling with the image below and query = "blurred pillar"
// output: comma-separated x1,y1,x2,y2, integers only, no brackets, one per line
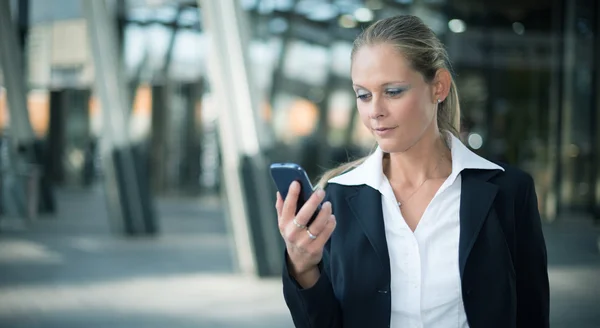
268,0,296,107
179,80,203,192
0,0,35,144
199,0,283,277
559,0,578,211
1,0,57,217
315,61,337,170
544,0,566,221
150,6,183,194
83,0,157,235
593,0,600,221
115,0,126,56
150,85,168,193
559,0,596,213
344,102,358,147
48,90,66,184
16,0,28,69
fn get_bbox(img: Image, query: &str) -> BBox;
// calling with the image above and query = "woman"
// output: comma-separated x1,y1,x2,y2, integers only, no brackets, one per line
275,15,549,328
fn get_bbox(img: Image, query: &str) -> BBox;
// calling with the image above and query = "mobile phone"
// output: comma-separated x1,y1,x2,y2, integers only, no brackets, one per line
270,163,321,226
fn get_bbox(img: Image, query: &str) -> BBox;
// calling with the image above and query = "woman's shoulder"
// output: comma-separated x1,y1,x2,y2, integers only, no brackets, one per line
321,179,375,205
488,161,537,201
492,161,534,185
323,180,360,195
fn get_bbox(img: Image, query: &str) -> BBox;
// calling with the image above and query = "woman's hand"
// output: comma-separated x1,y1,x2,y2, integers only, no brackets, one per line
276,181,336,287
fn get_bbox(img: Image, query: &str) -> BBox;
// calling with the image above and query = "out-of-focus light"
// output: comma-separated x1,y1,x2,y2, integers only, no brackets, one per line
288,99,319,137
274,0,295,12
512,22,525,35
178,9,199,26
354,8,374,22
128,8,152,22
468,133,483,150
239,0,258,10
305,3,338,21
257,0,275,14
448,19,467,33
68,149,85,170
153,7,177,23
268,17,288,34
339,14,357,28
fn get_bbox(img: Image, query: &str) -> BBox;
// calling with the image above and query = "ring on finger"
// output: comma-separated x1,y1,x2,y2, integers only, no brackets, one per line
307,229,317,240
293,218,306,229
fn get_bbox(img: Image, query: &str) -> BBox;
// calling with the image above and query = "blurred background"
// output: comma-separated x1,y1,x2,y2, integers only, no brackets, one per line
0,0,598,327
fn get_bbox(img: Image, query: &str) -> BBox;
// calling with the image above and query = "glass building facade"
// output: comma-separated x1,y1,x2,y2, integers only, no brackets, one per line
0,0,598,221
236,0,600,221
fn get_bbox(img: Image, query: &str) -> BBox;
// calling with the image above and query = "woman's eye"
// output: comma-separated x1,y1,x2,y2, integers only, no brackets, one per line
356,93,371,100
385,88,405,97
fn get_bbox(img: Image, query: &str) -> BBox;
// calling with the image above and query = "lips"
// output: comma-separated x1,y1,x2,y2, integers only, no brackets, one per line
373,127,397,132
373,126,397,136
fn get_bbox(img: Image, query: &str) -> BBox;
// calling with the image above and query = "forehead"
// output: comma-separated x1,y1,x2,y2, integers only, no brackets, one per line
351,43,421,86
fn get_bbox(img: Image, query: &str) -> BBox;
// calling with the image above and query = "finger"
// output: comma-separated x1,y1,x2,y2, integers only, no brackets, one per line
303,201,332,237
275,192,283,218
298,214,336,251
314,214,336,245
295,188,326,226
281,181,300,222
276,192,285,233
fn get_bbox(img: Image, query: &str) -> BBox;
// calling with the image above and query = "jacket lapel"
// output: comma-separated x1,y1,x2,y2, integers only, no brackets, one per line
341,168,501,280
458,169,502,277
346,186,390,276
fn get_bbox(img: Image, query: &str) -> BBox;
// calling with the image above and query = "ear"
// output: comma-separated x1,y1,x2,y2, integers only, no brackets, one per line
431,69,452,103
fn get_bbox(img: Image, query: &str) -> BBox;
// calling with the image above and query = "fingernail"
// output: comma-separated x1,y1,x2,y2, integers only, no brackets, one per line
316,189,325,198
322,201,331,209
330,214,336,222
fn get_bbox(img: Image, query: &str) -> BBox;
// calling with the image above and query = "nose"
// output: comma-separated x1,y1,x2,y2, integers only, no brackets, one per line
368,96,386,120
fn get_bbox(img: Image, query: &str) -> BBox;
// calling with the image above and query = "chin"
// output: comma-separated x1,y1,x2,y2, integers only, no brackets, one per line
376,139,412,154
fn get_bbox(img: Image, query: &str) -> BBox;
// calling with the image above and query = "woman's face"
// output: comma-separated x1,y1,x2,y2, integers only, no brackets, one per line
351,43,439,153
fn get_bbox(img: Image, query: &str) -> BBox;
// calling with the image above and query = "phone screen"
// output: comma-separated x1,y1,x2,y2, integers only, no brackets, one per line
270,163,320,224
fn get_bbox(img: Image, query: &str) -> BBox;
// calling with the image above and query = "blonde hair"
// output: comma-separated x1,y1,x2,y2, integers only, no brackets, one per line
316,15,461,189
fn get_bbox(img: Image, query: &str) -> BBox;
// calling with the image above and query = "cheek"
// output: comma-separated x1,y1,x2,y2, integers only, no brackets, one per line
357,104,371,126
390,94,428,121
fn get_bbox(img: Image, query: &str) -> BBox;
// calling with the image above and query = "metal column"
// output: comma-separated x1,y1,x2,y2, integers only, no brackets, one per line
594,0,600,222
199,0,283,277
82,0,157,235
0,0,35,144
544,0,566,221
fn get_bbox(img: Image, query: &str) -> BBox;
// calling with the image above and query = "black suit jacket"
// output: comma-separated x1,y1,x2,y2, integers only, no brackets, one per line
282,164,550,328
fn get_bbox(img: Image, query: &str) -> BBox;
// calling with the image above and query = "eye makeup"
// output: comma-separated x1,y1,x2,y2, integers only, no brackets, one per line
384,87,408,97
356,89,371,100
354,85,410,101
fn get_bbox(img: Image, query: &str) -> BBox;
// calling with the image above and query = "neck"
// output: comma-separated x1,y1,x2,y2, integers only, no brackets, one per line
384,129,451,187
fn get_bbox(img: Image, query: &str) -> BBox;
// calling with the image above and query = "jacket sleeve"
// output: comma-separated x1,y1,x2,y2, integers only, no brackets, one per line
281,193,342,328
515,173,550,327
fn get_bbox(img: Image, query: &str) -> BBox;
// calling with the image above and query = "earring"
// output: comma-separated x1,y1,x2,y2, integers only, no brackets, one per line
437,99,442,103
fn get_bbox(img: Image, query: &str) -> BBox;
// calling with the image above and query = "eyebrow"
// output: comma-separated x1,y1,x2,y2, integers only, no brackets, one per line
353,81,409,89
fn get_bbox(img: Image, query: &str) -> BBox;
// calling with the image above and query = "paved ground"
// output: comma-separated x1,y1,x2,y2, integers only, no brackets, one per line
0,185,599,327
542,215,600,327
0,185,293,328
